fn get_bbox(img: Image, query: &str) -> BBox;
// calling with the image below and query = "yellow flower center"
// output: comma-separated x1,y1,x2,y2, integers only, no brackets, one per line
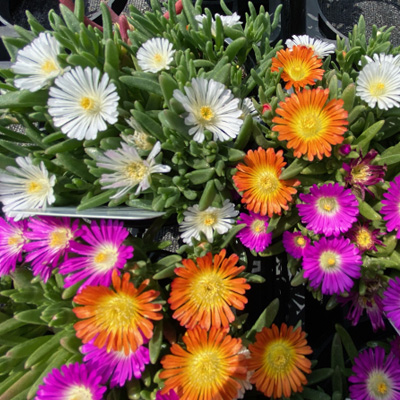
201,212,217,227
369,81,386,97
93,246,118,272
7,233,24,249
317,196,338,214
295,236,306,247
258,171,280,195
251,219,266,234
41,59,58,74
49,228,73,249
356,228,373,249
287,61,308,81
263,339,294,376
320,251,340,271
367,371,392,399
124,162,148,183
199,106,214,122
153,53,163,63
191,271,227,308
300,114,322,138
351,165,369,183
27,181,43,194
64,385,93,400
132,131,153,151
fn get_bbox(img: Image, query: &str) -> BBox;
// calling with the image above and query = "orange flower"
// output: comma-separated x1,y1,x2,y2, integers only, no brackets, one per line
73,270,162,355
272,88,348,161
272,45,324,90
233,147,300,217
168,249,250,330
248,323,312,399
160,326,247,400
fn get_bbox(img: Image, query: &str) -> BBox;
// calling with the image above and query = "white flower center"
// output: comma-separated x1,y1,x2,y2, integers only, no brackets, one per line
367,370,392,399
93,245,118,272
7,232,24,252
124,161,148,183
317,196,338,214
201,212,217,227
64,385,94,400
41,59,58,74
319,251,340,271
369,81,387,97
49,227,73,249
251,219,266,234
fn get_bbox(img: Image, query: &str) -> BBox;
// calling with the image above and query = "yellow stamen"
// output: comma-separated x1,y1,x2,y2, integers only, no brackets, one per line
80,97,95,111
202,213,216,227
187,348,224,387
27,181,43,194
369,81,386,97
300,114,322,138
41,59,58,74
98,292,139,327
367,371,391,398
93,247,118,272
251,219,266,234
124,162,148,182
296,236,306,247
378,382,388,394
64,385,94,400
191,272,227,308
8,234,23,247
317,197,338,214
49,228,72,249
356,229,373,249
327,258,336,266
199,106,214,121
258,171,279,195
351,165,369,183
263,340,294,376
287,62,307,81
320,251,339,271
153,53,163,63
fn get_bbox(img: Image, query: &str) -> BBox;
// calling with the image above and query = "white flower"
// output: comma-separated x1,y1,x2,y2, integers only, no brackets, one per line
195,12,242,36
285,35,336,58
356,61,400,110
179,199,238,244
47,66,119,141
240,97,259,119
363,53,400,66
12,32,65,92
137,38,175,73
173,78,243,143
0,157,56,220
96,141,171,198
123,118,154,151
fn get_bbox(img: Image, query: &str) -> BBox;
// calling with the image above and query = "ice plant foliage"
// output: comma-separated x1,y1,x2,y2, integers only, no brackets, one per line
381,176,400,238
97,141,171,198
36,362,106,400
271,45,324,90
48,66,119,140
382,277,400,331
233,147,300,217
302,237,362,295
236,211,272,252
0,156,56,220
248,323,312,399
297,183,359,237
73,270,162,354
272,88,348,161
195,12,242,36
137,37,175,73
179,200,238,244
0,218,27,277
349,347,400,400
160,327,247,400
173,78,243,143
24,217,80,282
285,34,336,58
168,250,250,330
59,219,133,289
282,231,310,259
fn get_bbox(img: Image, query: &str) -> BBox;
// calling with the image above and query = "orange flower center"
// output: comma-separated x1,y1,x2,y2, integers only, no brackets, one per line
258,170,279,195
191,271,227,308
64,385,93,400
49,228,72,249
263,339,295,375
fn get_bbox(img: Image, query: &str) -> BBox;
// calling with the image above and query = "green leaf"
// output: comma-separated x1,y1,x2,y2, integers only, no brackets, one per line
120,75,163,96
14,310,46,325
301,387,331,400
6,336,53,359
280,157,309,180
307,368,334,386
0,90,48,109
149,320,163,364
245,298,279,340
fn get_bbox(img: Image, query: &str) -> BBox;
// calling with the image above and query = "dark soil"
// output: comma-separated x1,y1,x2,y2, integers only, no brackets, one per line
319,0,400,47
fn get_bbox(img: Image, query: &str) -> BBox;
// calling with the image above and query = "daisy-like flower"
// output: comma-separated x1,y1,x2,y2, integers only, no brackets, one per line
48,66,119,140
195,12,242,36
12,32,65,92
363,53,400,67
59,219,133,289
97,141,171,199
137,37,175,73
73,270,163,354
24,217,80,282
346,221,384,253
272,88,348,161
236,212,272,252
0,217,27,277
82,340,150,387
179,199,238,244
271,45,324,91
285,34,336,58
156,390,179,400
297,183,359,237
160,326,247,400
343,149,387,199
381,176,400,238
349,347,400,400
233,147,300,217
382,277,400,331
248,323,312,399
240,98,258,119
356,60,400,110
302,236,362,295
124,118,154,151
0,156,56,220
173,78,243,143
168,249,250,330
282,231,310,259
36,362,106,400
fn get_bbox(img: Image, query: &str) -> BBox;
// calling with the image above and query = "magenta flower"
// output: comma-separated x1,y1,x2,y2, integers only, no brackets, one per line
382,277,400,331
36,362,106,400
0,217,27,277
390,336,400,360
381,176,400,238
236,212,272,252
349,347,400,400
302,237,362,295
297,183,359,237
82,341,150,387
338,144,352,157
337,289,385,332
282,231,310,259
24,217,81,282
156,390,180,400
59,219,133,289
343,149,386,199
346,221,384,253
